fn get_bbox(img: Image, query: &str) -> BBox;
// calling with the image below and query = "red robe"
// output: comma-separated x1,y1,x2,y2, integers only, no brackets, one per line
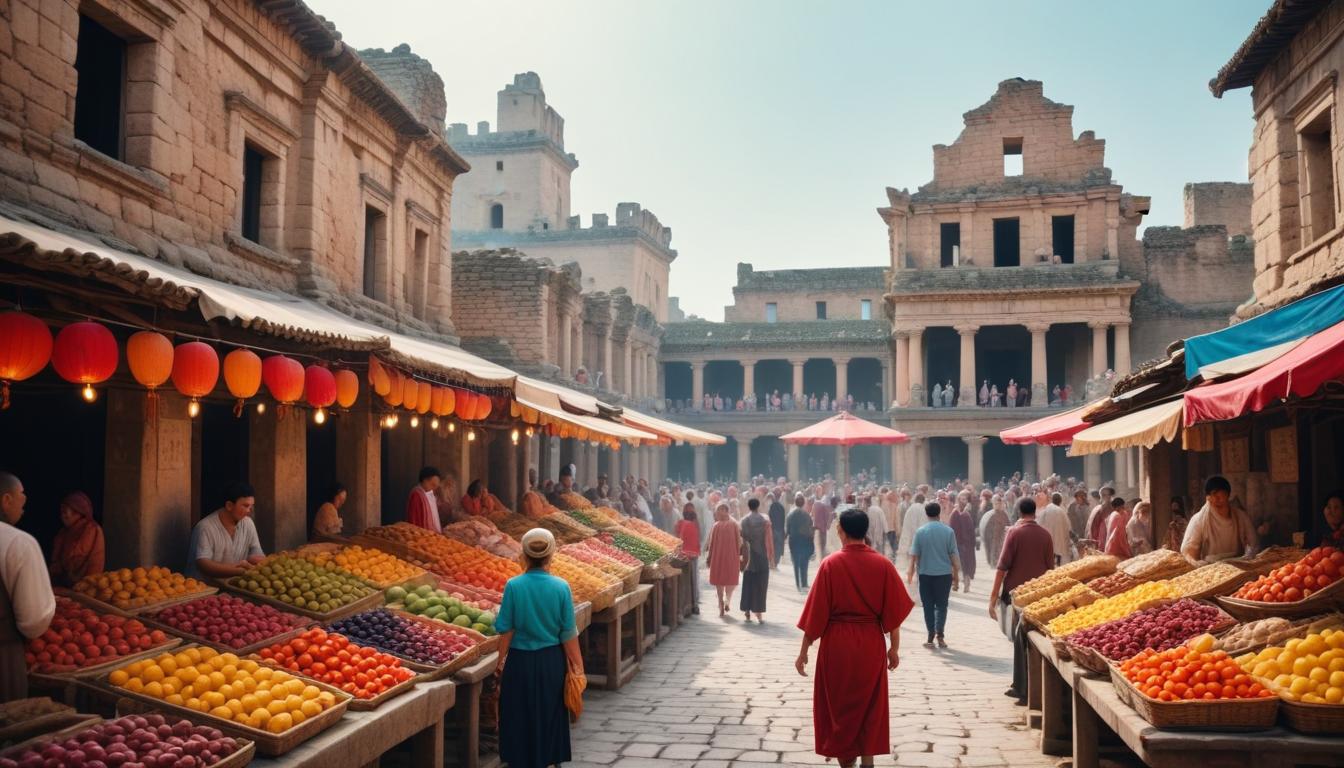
406,487,440,532
797,542,914,760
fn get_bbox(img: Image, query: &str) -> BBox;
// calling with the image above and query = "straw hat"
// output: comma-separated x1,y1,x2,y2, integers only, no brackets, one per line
521,528,557,560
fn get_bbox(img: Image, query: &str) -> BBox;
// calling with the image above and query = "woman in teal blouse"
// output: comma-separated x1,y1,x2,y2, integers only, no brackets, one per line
495,528,583,767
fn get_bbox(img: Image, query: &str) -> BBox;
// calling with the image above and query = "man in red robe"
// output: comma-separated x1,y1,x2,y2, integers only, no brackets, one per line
796,508,914,767
406,466,442,533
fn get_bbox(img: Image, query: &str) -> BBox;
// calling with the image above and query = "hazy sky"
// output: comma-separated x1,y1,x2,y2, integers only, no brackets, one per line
316,0,1267,321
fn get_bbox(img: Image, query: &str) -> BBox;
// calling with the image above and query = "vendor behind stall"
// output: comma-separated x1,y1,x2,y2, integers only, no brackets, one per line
0,471,56,702
406,466,443,533
1316,491,1344,547
190,482,266,579
461,479,486,516
48,490,104,586
1180,475,1258,563
311,483,346,540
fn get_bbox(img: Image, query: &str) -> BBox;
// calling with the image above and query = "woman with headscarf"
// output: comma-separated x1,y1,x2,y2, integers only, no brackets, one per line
48,491,104,587
979,494,1010,569
706,503,742,617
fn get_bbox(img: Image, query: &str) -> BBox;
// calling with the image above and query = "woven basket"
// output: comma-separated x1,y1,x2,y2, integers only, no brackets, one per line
248,652,421,712
1109,665,1279,730
1012,576,1082,610
220,580,382,623
1217,578,1344,621
1066,641,1116,677
588,582,621,613
1279,698,1344,734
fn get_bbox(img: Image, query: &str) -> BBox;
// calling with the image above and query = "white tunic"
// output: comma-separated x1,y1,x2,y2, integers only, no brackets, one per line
0,521,55,639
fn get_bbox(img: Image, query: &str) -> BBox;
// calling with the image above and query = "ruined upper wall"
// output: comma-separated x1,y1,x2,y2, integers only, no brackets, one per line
361,44,448,137
1183,182,1252,238
923,79,1110,193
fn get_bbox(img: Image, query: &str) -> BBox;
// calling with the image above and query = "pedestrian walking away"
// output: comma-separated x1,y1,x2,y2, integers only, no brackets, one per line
675,503,702,614
988,498,1055,703
907,502,960,648
786,493,816,591
739,498,776,622
796,508,914,768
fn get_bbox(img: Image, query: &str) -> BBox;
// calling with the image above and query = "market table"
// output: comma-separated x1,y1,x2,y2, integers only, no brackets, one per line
658,567,681,639
448,652,501,768
584,584,651,691
638,574,661,654
1026,631,1073,756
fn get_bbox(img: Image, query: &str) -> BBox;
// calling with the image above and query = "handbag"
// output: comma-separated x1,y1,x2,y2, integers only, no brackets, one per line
564,667,587,722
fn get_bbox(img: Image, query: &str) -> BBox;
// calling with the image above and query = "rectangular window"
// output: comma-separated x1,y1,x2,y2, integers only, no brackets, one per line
765,302,777,323
860,299,872,320
409,228,429,318
939,222,961,267
1052,215,1075,263
240,145,265,243
816,301,827,320
1300,109,1337,242
496,160,504,171
362,206,387,300
993,217,1020,267
1003,137,1023,177
74,14,127,159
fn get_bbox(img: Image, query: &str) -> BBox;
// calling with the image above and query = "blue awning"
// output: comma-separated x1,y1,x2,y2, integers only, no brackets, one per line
1183,282,1344,379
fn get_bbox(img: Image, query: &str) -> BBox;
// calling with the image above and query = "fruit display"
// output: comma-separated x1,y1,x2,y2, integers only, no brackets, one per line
386,583,497,635
107,645,342,733
566,505,622,529
73,567,212,612
551,552,621,605
257,628,415,700
1120,633,1274,701
1054,554,1120,582
0,714,241,768
294,544,425,588
442,518,522,560
1168,561,1246,598
1011,572,1081,608
358,522,432,547
0,697,72,729
619,518,682,550
560,542,639,581
229,555,374,615
329,609,477,667
1232,546,1344,603
571,537,643,569
1237,626,1344,703
25,597,172,674
538,512,597,545
1086,571,1140,598
1217,614,1342,656
146,594,308,651
599,530,668,564
519,490,557,520
553,491,593,511
490,512,541,541
1069,599,1231,662
1046,580,1179,637
1118,549,1194,581
1022,583,1101,625
409,536,520,593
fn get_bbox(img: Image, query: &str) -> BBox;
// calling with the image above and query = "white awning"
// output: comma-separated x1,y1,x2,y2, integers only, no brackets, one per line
620,409,726,446
1068,398,1184,456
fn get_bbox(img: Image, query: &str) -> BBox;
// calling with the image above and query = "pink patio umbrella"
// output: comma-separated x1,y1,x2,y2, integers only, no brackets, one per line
780,411,909,482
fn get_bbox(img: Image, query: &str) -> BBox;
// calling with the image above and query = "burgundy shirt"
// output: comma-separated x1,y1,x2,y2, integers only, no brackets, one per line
996,519,1055,597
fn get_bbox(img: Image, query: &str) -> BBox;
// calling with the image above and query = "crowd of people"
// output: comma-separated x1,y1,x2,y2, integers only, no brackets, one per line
664,392,885,414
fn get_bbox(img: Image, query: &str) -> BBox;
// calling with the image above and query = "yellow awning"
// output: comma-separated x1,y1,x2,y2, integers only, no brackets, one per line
1068,399,1184,456
620,409,727,446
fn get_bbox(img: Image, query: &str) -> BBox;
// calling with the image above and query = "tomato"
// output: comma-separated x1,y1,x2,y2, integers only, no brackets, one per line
1285,587,1303,602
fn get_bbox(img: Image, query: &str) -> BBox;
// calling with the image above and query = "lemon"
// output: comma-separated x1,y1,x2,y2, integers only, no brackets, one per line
268,713,292,733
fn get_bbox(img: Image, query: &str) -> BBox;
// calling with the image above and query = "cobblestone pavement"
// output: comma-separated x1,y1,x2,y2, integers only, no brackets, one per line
570,555,1058,768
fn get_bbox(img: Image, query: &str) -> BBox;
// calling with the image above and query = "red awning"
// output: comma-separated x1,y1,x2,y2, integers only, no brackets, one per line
779,411,909,446
999,405,1091,446
1183,318,1344,426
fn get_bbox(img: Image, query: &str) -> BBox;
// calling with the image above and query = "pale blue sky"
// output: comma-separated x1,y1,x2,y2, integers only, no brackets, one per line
317,0,1268,320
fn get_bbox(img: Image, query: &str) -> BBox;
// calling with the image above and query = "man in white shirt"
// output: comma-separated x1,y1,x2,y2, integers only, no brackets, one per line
1181,475,1258,563
1037,491,1073,566
899,493,928,572
0,471,56,701
863,493,888,551
190,481,266,579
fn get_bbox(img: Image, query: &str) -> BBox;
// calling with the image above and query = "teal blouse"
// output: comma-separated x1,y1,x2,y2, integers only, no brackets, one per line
495,569,577,651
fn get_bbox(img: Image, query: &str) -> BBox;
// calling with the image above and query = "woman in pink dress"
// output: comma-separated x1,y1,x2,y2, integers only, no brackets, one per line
706,503,743,617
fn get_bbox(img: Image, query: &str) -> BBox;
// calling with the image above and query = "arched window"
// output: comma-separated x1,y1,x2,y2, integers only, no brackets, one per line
490,203,504,229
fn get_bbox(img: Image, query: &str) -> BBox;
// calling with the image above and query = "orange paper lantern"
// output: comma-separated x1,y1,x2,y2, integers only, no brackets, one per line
335,369,359,409
0,311,53,408
368,357,391,397
416,381,432,415
305,365,337,408
224,349,262,401
385,369,404,407
402,376,419,411
475,393,493,421
126,331,173,391
262,355,304,404
172,341,219,417
456,390,475,419
51,321,118,401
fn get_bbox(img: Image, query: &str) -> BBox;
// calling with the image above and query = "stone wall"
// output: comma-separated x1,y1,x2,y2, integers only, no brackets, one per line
451,248,564,368
360,44,447,137
1183,182,1252,237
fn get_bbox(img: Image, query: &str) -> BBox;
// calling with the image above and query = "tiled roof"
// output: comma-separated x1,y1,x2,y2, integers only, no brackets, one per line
736,265,886,292
661,319,888,350
890,262,1135,294
1210,0,1331,96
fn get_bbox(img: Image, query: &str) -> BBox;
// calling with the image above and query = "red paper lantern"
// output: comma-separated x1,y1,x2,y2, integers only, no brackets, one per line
385,369,404,407
456,390,475,420
223,348,262,412
335,369,359,409
416,381,432,415
262,355,304,404
475,393,493,420
172,342,219,417
127,331,173,391
305,366,337,408
368,357,391,397
402,376,419,411
52,321,118,401
0,311,53,408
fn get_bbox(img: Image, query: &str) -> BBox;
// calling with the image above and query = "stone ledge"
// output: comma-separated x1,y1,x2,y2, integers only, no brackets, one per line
223,231,300,272
64,140,170,204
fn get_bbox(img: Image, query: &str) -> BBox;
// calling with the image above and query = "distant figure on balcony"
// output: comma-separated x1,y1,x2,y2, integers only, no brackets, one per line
574,366,589,385
846,394,855,411
979,380,989,407
990,385,1001,407
1061,384,1072,405
782,392,792,410
702,394,711,411
1018,386,1029,407
1006,380,1018,408
820,393,830,411
809,394,818,410
943,380,954,408
1051,385,1062,406
931,382,943,408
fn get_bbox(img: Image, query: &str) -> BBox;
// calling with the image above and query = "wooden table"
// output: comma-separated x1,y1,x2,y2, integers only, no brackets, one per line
1026,631,1072,756
658,568,681,639
448,652,500,768
638,575,662,654
583,584,651,691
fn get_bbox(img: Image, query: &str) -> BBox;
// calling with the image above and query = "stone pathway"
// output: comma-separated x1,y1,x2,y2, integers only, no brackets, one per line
570,556,1058,768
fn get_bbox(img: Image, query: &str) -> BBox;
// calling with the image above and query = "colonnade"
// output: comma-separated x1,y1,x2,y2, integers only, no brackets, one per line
680,355,891,409
556,307,661,401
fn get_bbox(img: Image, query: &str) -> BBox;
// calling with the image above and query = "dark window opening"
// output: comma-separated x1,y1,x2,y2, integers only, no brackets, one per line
490,203,504,229
362,206,387,300
240,144,265,243
816,301,827,320
1052,215,1075,263
409,228,428,318
939,222,961,267
1301,111,1336,242
1003,136,1023,177
496,160,504,171
993,217,1020,267
74,14,126,159
542,222,549,230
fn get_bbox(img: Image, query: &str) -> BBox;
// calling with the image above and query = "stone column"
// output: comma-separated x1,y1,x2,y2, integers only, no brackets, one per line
1115,450,1131,497
584,443,599,488
834,357,850,404
691,361,705,408
623,342,634,398
918,438,932,482
957,325,977,407
647,355,658,400
336,399,382,533
104,389,193,569
894,332,910,406
881,360,891,409
1028,322,1050,406
572,321,584,380
250,407,308,554
908,327,925,406
964,436,987,487
737,438,753,484
791,358,806,400
786,442,800,481
742,361,755,405
1114,321,1132,376
1090,322,1109,378
1022,444,1037,479
694,445,709,483
835,445,847,482
559,311,573,376
1037,443,1054,480
1084,453,1102,492
601,333,614,391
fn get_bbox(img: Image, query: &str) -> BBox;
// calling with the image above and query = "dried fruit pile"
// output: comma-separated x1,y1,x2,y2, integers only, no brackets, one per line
73,567,211,611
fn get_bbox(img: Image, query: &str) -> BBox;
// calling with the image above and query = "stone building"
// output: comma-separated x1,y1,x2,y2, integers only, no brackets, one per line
661,79,1255,490
0,0,546,568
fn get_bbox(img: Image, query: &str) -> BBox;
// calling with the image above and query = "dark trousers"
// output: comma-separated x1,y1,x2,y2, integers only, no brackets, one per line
917,573,953,637
884,531,898,559
1008,598,1028,699
789,538,814,589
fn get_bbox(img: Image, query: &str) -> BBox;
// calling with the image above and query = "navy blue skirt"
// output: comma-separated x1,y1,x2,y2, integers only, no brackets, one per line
500,644,571,767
